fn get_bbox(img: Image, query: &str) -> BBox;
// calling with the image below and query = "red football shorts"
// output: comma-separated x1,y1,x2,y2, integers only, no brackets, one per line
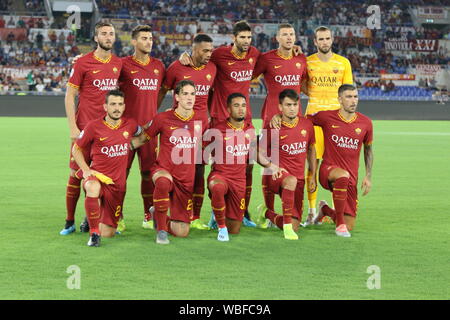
319,163,358,217
152,167,194,223
207,173,246,222
266,171,305,221
128,137,157,171
83,176,126,228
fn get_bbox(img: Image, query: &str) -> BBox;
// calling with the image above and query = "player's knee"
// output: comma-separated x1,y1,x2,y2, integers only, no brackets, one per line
155,176,172,193
338,170,350,179
210,182,227,197
282,175,297,190
85,180,101,196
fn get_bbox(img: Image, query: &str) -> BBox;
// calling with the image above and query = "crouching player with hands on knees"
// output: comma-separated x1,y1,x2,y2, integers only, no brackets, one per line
258,89,317,240
204,93,285,241
309,84,373,237
72,90,143,246
130,80,204,244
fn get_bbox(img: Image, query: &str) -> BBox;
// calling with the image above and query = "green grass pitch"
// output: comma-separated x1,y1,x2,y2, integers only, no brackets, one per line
0,117,449,299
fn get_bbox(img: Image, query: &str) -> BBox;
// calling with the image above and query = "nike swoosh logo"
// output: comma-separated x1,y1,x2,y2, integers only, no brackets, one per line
228,62,235,65
92,70,101,74
274,65,282,69
131,70,139,74
183,76,191,79
280,135,288,139
99,137,108,141
332,125,340,128
170,126,178,130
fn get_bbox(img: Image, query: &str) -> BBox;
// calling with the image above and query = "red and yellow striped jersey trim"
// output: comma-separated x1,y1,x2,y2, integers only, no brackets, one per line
230,47,247,60
174,110,194,122
132,55,150,66
67,82,80,89
338,112,358,124
103,119,122,130
276,49,293,60
226,121,245,131
191,64,205,71
93,53,112,64
282,117,299,128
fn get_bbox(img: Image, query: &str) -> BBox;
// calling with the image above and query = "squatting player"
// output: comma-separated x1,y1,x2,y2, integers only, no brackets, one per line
131,80,203,244
310,84,373,237
158,34,217,230
119,25,165,230
72,90,142,246
61,22,122,235
258,89,317,240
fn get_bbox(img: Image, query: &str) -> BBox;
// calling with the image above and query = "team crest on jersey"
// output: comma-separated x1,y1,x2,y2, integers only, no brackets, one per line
301,129,307,137
123,131,129,139
333,68,339,73
355,128,362,135
154,69,159,74
249,58,254,65
296,63,301,69
113,67,118,73
206,74,212,81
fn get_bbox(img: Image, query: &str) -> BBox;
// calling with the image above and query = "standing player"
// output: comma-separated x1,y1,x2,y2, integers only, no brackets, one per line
253,23,308,219
158,34,216,230
303,26,354,225
258,89,317,240
131,80,203,244
72,90,142,246
60,22,122,235
309,84,373,237
119,25,165,230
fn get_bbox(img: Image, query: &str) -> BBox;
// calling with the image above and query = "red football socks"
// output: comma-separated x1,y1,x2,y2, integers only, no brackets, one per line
281,188,295,225
262,175,275,211
141,177,154,217
332,176,349,226
265,209,284,230
192,168,205,220
210,183,227,228
153,177,172,232
245,168,253,213
85,196,100,235
66,175,81,221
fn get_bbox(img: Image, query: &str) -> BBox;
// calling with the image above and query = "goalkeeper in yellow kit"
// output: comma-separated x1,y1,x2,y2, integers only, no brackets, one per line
302,26,354,225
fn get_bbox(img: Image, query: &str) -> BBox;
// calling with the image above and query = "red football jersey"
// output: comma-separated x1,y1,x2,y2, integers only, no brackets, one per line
205,120,256,182
144,110,203,186
310,110,373,183
253,50,307,125
67,51,122,129
163,60,216,118
260,116,315,180
209,45,261,121
119,55,165,126
75,117,141,188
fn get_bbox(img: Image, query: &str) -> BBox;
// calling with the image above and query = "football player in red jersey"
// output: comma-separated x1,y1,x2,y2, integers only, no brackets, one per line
258,89,317,240
158,34,216,230
131,80,203,244
61,22,122,236
309,84,373,237
72,90,142,247
119,25,165,231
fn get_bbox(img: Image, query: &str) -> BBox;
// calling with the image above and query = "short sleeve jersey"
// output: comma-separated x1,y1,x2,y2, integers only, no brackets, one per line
67,51,122,129
209,45,261,121
309,110,373,183
119,55,165,126
305,53,353,115
75,117,141,188
260,116,315,180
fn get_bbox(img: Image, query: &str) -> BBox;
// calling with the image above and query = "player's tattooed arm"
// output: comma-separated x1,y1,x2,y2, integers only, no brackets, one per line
307,144,317,193
362,143,373,196
269,113,282,129
157,86,169,109
300,78,308,96
179,51,194,67
130,131,150,150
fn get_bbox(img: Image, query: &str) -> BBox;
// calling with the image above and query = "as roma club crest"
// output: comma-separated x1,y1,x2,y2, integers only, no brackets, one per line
123,131,129,139
355,128,362,135
249,58,254,65
206,74,212,81
154,69,159,75
296,63,301,69
301,129,307,137
113,67,118,73
333,68,339,74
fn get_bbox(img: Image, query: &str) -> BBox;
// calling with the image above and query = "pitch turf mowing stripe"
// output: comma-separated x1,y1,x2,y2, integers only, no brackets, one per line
0,117,449,299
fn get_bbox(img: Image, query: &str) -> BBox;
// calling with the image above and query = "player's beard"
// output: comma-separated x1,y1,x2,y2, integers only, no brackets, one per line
98,41,113,52
234,117,245,122
109,111,122,120
318,46,331,54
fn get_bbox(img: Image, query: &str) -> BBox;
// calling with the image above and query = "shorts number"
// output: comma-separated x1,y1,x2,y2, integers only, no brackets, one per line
186,199,193,211
114,205,122,217
240,198,246,210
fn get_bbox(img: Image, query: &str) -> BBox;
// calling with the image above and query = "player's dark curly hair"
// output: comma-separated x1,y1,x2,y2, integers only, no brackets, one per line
105,89,124,103
227,93,247,106
279,89,299,104
233,20,251,36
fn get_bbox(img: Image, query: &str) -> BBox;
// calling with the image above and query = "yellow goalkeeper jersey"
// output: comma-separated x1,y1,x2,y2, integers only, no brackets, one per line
305,53,353,115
